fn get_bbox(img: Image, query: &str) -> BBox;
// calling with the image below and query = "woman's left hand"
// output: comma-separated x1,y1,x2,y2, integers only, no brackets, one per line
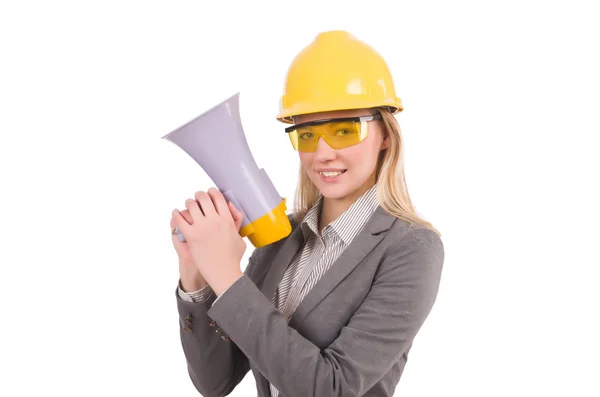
172,187,246,296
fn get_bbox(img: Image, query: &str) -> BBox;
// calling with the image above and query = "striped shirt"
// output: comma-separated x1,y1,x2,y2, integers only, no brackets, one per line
178,184,380,397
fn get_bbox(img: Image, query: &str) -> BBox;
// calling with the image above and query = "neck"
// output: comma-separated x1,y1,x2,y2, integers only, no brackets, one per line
318,176,376,233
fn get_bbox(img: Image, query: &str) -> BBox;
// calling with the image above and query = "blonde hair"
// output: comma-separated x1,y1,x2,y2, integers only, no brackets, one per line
291,107,441,237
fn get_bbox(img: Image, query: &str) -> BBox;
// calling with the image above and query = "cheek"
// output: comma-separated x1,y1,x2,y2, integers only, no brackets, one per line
345,145,378,167
299,153,313,169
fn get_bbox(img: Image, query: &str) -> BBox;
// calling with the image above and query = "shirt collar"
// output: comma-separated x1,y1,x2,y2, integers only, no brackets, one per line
301,184,380,245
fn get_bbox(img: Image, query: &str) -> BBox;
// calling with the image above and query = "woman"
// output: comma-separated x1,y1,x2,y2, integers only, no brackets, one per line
170,30,444,397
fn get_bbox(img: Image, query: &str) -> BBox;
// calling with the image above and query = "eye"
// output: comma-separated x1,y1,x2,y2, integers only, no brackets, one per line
298,132,314,140
336,129,354,136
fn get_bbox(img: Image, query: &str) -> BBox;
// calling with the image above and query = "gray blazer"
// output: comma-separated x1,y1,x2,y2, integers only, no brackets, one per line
175,206,445,397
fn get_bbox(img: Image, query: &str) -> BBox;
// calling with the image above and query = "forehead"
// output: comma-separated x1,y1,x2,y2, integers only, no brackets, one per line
293,108,377,124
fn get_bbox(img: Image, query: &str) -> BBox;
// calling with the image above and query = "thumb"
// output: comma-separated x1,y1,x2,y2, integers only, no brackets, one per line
228,201,244,230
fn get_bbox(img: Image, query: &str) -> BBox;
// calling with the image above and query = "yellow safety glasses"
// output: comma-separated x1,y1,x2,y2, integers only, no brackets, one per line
284,114,382,152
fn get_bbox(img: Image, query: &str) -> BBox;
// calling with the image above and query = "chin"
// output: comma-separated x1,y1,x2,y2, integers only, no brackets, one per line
313,181,353,200
321,189,349,200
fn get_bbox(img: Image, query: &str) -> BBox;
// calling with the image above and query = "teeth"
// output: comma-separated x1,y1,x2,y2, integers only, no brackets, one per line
319,171,342,177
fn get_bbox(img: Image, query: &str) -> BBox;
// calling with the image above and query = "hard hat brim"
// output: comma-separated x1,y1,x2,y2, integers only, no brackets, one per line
276,98,403,124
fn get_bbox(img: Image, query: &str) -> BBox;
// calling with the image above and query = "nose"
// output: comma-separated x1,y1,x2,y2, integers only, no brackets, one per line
314,136,336,160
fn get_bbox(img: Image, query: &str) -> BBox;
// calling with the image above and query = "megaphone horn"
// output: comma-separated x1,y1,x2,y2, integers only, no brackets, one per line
162,92,292,248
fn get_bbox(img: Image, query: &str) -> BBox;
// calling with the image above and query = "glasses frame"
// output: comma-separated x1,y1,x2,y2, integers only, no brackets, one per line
284,114,382,133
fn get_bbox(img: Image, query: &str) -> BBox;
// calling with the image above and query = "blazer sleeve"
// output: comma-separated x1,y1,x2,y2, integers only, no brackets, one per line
205,228,445,397
175,250,261,397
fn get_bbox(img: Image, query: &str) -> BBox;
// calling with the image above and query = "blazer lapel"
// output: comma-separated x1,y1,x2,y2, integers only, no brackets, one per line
288,206,397,329
259,223,304,303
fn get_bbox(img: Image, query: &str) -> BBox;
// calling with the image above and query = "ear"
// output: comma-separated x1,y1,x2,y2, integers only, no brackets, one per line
380,135,391,150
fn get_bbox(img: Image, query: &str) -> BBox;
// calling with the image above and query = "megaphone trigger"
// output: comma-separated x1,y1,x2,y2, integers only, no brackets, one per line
172,226,185,243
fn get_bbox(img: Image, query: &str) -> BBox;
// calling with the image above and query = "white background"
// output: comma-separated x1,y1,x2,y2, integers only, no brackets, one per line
1,1,599,396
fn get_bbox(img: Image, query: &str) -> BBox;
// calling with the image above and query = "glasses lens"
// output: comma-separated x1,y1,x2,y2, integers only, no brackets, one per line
289,120,368,152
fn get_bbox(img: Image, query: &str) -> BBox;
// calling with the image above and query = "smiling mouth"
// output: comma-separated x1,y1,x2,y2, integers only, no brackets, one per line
317,170,347,177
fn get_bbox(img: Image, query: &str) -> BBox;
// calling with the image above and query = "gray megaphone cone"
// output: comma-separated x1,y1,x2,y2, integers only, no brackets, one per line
162,92,292,248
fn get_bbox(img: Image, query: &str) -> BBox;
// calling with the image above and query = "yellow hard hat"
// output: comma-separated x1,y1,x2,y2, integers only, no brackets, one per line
277,30,403,124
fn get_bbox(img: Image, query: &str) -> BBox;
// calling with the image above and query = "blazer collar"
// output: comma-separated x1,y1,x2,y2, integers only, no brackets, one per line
259,205,397,329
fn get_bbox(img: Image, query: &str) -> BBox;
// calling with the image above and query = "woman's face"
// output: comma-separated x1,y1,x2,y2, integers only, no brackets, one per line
295,108,389,204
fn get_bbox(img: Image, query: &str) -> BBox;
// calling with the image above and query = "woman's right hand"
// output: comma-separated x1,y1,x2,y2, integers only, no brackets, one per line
171,199,246,292
171,208,206,292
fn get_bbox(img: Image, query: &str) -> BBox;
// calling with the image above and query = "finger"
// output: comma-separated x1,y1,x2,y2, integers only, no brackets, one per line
195,191,216,218
172,209,191,235
179,209,193,224
171,209,193,230
229,201,244,230
207,188,231,218
185,198,204,223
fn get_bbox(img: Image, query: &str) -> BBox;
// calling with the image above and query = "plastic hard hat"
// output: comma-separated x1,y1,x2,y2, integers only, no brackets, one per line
276,30,403,124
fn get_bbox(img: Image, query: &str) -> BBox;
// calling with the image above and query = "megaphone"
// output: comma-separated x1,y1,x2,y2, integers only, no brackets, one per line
162,92,292,248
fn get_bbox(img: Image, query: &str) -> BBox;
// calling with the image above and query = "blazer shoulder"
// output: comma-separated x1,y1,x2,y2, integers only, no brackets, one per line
371,219,445,308
383,217,445,261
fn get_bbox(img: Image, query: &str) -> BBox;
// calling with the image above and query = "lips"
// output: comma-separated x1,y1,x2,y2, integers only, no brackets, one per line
317,169,346,177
